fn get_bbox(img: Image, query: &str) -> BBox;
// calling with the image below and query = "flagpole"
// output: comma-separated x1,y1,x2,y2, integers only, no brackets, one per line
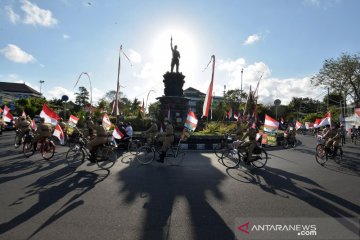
115,46,122,124
74,72,92,115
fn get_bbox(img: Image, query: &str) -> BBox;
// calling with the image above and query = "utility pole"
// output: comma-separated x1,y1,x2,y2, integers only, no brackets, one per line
240,68,243,95
223,85,226,97
39,80,45,95
327,87,329,111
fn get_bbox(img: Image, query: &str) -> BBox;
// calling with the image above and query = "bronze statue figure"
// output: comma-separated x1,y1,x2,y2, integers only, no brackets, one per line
170,36,180,73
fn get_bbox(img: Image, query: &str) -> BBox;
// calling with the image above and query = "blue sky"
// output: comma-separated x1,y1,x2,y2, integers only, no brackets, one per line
1,0,359,106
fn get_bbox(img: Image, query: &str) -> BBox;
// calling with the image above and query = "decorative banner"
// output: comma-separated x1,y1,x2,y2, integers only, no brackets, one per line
102,113,111,130
319,112,331,127
314,118,321,128
295,121,302,130
202,55,215,118
266,134,277,146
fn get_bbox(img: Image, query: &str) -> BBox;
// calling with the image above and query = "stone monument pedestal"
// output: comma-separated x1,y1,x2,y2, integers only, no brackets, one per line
157,72,189,130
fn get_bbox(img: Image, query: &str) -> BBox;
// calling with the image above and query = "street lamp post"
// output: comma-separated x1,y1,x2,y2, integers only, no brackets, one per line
39,80,45,95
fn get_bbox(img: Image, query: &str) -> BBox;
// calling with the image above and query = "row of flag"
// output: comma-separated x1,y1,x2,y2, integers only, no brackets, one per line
264,112,332,132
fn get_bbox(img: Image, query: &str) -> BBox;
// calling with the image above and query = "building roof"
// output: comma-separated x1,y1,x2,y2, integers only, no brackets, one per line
0,82,41,95
184,87,204,94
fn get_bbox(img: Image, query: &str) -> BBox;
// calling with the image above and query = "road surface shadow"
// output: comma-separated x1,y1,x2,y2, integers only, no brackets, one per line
117,154,234,240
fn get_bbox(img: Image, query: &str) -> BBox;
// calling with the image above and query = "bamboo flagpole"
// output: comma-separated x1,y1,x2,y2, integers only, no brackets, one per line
202,55,215,118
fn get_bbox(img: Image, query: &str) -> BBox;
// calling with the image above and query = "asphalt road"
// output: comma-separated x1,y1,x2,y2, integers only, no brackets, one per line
0,130,359,240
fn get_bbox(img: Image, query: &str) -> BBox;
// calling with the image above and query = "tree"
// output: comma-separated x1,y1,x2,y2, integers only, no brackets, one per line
104,90,125,102
224,89,247,113
288,97,324,114
75,86,90,107
311,53,360,107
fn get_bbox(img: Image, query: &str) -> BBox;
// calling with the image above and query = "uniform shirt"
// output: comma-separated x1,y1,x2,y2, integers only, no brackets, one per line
322,128,330,136
125,125,133,137
165,124,174,136
146,123,158,134
20,119,31,131
242,127,257,141
94,125,107,137
323,128,338,140
36,123,52,137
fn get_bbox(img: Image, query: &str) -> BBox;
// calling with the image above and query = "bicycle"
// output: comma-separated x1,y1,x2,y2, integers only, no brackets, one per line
23,134,56,160
221,141,268,168
65,135,117,170
213,134,234,159
127,137,144,155
282,132,297,149
315,135,343,165
136,139,185,165
14,129,23,148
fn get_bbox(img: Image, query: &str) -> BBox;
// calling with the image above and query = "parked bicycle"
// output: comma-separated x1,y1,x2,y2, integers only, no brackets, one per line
65,135,117,170
23,133,56,160
315,135,343,165
136,139,185,165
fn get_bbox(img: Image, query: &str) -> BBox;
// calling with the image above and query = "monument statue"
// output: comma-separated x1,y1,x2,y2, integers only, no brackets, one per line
170,36,180,73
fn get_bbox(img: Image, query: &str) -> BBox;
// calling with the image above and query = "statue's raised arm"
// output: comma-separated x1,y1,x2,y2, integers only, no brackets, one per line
170,36,180,73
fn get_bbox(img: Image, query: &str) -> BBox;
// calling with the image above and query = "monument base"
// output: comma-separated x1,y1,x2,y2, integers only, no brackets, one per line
157,96,189,130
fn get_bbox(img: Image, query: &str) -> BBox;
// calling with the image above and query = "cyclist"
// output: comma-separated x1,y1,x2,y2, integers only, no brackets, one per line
323,124,341,157
125,122,133,138
157,120,174,163
238,122,257,165
322,124,331,136
84,116,95,139
285,124,296,145
87,119,107,162
234,120,244,140
16,116,31,146
58,118,68,141
33,118,53,152
144,119,158,145
0,116,4,135
340,124,346,145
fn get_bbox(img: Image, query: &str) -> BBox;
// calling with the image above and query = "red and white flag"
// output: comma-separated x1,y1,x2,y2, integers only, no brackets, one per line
264,114,279,132
3,105,10,115
355,108,360,117
319,112,331,127
305,122,314,129
22,111,26,117
4,111,13,122
227,109,233,119
40,103,60,125
102,113,111,130
295,121,302,130
314,118,321,128
202,55,215,118
112,126,124,139
53,124,65,144
31,119,37,130
184,111,198,131
234,113,239,121
0,108,3,113
140,99,145,113
68,114,79,126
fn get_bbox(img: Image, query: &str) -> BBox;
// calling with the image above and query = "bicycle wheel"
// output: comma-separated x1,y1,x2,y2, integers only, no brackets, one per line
136,146,155,165
168,146,185,166
128,140,142,155
251,149,268,168
315,144,327,165
14,134,21,148
214,140,227,159
333,148,343,163
97,147,117,170
66,145,85,168
42,141,55,160
221,148,240,168
23,141,34,158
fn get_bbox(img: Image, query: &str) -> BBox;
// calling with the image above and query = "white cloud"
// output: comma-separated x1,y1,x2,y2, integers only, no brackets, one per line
0,44,36,63
63,34,70,39
303,0,341,8
45,86,76,101
5,6,20,24
128,49,142,63
21,0,58,27
217,58,321,105
244,34,260,45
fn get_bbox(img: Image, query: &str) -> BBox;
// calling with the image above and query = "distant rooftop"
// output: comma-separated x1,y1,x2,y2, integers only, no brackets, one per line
0,82,41,95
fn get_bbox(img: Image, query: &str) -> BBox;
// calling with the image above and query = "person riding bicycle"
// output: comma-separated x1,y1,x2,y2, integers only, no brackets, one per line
237,122,257,165
157,120,174,163
144,119,158,145
340,124,346,145
323,124,341,157
0,116,5,135
33,118,53,151
84,116,95,139
87,119,108,162
16,116,32,146
234,120,244,140
285,124,296,144
125,122,133,138
58,118,67,141
350,125,358,142
322,124,331,136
